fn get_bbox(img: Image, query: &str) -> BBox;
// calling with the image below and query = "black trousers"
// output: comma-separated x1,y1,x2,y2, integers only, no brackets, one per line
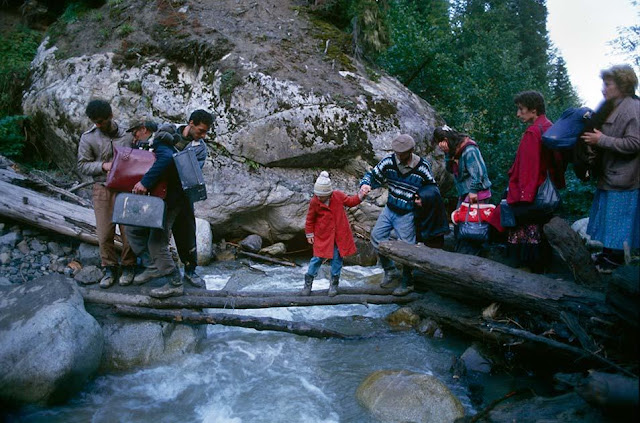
172,200,198,270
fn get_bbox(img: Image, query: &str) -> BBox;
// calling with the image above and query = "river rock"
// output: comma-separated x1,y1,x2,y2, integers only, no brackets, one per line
73,265,103,285
460,344,492,374
85,305,206,372
344,238,378,266
223,268,262,291
259,242,287,257
30,239,47,253
356,370,465,422
0,274,103,405
17,240,30,255
0,277,11,286
0,252,10,265
77,242,101,266
47,241,64,256
196,218,213,266
0,231,21,248
239,234,263,253
386,306,421,328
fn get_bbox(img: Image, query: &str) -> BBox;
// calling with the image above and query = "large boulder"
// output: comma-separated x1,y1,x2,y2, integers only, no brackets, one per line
0,275,103,405
85,304,206,373
356,369,465,422
22,0,448,242
196,217,213,266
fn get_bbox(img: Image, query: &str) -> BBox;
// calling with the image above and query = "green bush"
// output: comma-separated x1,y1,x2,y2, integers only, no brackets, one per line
0,115,27,158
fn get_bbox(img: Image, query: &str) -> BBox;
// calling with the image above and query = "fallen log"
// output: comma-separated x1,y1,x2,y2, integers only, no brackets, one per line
0,164,122,247
379,241,614,324
410,293,634,375
237,250,297,267
115,305,356,339
187,286,397,297
543,217,602,288
79,286,421,309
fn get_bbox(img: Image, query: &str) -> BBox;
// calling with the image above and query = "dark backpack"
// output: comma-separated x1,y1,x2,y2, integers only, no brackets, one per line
542,107,593,150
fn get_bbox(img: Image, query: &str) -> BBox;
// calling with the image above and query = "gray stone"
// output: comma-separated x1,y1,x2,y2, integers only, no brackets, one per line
239,234,263,253
11,250,24,260
0,231,21,248
223,268,262,291
86,305,206,372
356,370,465,422
17,240,30,255
259,242,287,257
47,241,64,256
344,238,378,266
40,255,51,266
0,252,10,266
73,265,103,285
0,274,103,405
77,243,101,266
0,277,11,286
460,344,492,374
30,239,47,253
196,218,213,266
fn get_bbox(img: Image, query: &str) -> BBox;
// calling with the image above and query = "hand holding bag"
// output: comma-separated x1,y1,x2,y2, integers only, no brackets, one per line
112,193,166,229
454,202,492,242
105,146,167,198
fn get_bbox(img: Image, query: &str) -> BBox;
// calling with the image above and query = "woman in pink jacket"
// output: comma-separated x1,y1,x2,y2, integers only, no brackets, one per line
303,171,365,297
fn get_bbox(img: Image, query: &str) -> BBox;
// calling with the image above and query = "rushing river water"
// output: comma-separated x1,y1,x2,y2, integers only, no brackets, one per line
8,261,536,422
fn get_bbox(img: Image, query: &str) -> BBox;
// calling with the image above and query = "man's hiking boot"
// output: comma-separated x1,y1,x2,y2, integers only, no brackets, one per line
99,266,117,289
328,275,339,297
149,269,183,299
118,266,135,286
134,267,169,285
301,274,314,296
392,271,414,296
184,267,206,288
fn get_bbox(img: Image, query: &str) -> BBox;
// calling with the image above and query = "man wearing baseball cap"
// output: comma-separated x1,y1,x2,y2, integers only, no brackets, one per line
360,134,436,295
127,120,158,149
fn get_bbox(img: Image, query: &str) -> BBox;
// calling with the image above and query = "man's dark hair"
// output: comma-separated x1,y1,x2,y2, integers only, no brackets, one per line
85,99,112,120
189,109,214,127
514,91,545,115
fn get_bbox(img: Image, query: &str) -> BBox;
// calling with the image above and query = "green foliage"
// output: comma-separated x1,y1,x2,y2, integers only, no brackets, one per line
0,116,27,158
118,23,134,37
0,26,42,117
609,1,640,68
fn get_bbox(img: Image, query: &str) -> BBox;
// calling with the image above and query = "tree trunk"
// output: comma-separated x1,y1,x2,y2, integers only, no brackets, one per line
115,305,358,339
543,217,602,288
79,286,421,309
378,241,615,324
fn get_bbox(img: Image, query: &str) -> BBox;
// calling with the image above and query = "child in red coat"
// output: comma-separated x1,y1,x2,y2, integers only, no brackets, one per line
303,171,366,296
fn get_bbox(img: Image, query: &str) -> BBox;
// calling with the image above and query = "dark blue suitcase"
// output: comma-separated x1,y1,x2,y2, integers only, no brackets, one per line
173,148,207,202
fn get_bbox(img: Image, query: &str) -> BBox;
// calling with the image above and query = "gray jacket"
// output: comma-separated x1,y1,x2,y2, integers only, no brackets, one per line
77,123,134,183
597,96,640,191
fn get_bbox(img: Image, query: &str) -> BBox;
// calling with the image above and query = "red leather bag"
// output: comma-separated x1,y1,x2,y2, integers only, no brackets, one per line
105,146,167,198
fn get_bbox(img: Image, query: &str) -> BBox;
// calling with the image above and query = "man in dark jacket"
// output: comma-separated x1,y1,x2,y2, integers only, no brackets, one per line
131,128,187,298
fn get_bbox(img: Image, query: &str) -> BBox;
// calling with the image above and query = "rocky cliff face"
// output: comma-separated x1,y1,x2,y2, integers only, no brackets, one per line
22,0,449,242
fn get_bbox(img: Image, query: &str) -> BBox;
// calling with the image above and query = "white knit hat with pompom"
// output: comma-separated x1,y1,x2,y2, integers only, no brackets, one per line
313,171,333,196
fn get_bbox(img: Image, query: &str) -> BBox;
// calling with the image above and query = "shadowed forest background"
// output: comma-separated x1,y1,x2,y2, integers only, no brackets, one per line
1,0,638,216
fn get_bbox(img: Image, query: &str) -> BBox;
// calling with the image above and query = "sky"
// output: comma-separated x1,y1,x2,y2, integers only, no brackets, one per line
546,0,639,108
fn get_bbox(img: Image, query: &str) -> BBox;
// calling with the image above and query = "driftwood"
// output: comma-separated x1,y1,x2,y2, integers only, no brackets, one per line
80,286,421,309
379,241,615,324
543,217,602,287
115,305,357,339
237,250,297,267
0,165,122,247
410,293,634,375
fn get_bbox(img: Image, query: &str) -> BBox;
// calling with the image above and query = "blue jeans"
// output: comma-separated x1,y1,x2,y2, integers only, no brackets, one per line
371,206,415,272
307,244,343,278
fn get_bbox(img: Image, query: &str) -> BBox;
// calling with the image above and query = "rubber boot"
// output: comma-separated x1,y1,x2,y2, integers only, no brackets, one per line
392,268,414,296
99,266,118,289
301,274,314,296
328,275,339,297
380,267,400,288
